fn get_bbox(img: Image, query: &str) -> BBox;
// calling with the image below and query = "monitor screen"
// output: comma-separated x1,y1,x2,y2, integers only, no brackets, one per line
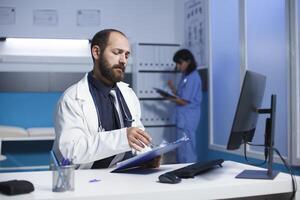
227,70,266,150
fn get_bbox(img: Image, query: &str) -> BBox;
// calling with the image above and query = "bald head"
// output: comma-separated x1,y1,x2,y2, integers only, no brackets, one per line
90,29,127,62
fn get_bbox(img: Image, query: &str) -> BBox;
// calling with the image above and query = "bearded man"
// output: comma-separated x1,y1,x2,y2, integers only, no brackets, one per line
52,29,158,169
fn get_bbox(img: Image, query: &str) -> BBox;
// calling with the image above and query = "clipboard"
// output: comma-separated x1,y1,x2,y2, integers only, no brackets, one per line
111,137,189,173
153,87,177,99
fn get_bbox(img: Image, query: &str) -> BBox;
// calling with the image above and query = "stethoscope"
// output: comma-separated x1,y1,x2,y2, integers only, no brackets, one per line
91,88,134,132
118,95,135,123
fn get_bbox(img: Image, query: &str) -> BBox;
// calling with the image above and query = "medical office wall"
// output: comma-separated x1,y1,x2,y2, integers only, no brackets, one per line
0,0,186,169
208,0,300,167
0,0,185,127
0,0,183,75
0,0,179,42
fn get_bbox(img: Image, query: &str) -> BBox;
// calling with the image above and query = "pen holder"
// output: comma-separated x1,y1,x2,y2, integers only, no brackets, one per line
52,164,75,192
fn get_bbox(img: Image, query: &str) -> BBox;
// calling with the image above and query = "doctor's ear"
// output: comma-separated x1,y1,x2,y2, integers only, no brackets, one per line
92,45,101,59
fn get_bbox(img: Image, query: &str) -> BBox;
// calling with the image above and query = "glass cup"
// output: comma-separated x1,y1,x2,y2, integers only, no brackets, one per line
52,165,75,192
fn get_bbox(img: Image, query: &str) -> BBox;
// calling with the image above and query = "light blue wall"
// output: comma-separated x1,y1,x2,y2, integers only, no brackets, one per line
210,0,289,156
206,0,300,175
210,0,240,146
246,0,288,156
0,93,61,128
299,0,300,77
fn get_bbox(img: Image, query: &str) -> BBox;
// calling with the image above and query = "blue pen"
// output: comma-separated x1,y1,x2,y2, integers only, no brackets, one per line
89,179,101,183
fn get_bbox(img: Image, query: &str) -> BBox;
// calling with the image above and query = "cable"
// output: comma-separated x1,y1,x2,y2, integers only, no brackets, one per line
245,143,297,199
245,142,297,200
273,147,297,200
243,142,267,166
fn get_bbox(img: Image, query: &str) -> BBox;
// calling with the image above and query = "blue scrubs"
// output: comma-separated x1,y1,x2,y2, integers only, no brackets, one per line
174,70,202,163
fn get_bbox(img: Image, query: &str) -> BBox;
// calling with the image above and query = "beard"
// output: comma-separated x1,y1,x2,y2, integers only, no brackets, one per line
98,54,125,83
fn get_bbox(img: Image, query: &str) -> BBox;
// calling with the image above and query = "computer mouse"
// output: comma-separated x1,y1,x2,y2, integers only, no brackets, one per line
158,173,181,184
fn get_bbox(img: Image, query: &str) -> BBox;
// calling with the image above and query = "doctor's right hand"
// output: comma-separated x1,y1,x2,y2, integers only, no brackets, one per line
126,127,151,151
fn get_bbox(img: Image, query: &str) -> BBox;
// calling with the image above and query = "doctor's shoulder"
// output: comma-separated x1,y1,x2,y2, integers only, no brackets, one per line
117,81,135,94
58,82,79,104
117,81,139,103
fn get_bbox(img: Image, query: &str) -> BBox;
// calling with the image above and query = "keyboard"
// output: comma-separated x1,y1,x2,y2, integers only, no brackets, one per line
167,159,224,178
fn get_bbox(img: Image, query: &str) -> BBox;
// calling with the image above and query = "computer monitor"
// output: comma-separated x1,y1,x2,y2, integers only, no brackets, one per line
227,70,279,179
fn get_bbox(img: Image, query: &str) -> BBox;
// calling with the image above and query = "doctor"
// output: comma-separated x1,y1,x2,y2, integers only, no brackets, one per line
53,29,157,169
166,49,202,163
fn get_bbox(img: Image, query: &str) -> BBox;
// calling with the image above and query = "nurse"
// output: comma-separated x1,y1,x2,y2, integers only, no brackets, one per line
167,49,202,163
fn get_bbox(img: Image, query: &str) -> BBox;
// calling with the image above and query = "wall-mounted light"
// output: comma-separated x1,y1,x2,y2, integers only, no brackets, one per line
1,38,91,56
5,38,89,47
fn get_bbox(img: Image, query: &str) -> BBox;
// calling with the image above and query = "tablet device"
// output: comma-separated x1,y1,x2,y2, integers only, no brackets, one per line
153,88,176,99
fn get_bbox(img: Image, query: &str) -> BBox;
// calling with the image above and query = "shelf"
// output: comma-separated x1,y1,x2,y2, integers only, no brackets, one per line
138,70,178,73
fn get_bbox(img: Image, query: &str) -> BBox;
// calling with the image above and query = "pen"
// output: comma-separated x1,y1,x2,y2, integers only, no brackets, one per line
89,179,101,183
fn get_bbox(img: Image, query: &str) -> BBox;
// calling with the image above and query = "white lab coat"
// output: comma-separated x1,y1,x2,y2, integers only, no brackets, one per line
52,74,144,169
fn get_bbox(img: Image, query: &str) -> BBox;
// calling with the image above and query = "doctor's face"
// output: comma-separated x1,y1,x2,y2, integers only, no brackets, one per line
98,32,130,83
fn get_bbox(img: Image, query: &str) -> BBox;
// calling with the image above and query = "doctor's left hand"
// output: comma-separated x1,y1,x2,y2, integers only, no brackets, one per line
126,127,152,151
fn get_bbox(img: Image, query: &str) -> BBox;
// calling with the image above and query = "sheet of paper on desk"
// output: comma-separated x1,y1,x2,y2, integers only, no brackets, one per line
111,136,189,173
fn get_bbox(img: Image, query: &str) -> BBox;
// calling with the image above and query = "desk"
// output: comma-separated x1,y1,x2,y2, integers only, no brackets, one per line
0,161,298,200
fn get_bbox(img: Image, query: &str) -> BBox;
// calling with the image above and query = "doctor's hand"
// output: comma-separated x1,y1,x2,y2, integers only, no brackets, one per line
126,127,152,151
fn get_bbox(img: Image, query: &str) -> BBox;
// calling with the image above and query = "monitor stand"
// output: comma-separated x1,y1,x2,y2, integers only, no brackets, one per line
236,169,279,179
237,95,279,180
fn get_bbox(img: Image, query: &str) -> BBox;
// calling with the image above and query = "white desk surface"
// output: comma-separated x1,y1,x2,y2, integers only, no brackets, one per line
0,161,298,200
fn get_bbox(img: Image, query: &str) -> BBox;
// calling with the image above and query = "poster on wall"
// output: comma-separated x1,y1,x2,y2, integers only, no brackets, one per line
184,0,206,68
33,10,58,26
0,7,15,25
77,9,101,27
